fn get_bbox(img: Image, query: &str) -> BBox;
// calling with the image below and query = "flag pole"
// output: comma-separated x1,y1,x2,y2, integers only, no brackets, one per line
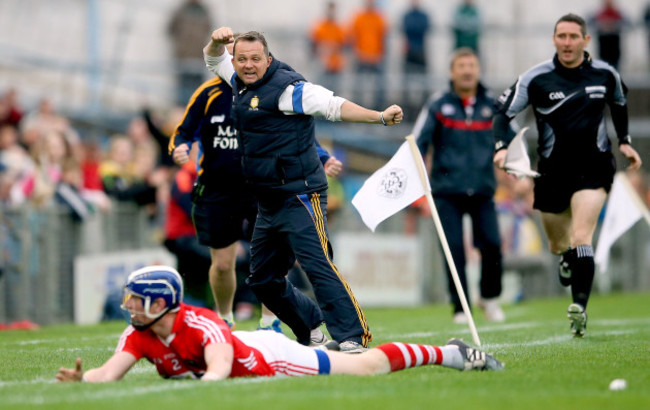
405,135,482,346
617,172,650,227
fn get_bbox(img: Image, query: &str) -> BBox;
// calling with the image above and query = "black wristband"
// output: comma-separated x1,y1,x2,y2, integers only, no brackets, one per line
494,140,507,153
618,135,632,146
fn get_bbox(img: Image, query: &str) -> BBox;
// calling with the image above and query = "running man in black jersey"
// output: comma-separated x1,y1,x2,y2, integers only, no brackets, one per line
492,13,641,337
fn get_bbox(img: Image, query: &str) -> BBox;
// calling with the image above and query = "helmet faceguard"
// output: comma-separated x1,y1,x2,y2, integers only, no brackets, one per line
120,266,184,331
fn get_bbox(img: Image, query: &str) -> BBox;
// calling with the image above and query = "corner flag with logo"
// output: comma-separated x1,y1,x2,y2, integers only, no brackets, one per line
352,141,429,232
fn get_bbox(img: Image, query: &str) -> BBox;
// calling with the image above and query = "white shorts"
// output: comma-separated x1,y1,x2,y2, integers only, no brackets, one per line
232,330,330,377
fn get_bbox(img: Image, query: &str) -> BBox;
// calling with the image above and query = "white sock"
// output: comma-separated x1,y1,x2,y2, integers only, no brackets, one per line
260,314,277,327
440,345,465,370
310,327,325,341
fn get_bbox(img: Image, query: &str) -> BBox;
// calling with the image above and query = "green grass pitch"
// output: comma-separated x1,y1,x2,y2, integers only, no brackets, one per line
1,292,649,409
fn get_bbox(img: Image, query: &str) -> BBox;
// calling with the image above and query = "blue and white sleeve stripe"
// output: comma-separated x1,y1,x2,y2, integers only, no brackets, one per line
292,82,305,114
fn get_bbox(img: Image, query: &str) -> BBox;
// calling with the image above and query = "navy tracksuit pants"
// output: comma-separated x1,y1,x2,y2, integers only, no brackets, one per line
246,190,371,346
435,194,503,313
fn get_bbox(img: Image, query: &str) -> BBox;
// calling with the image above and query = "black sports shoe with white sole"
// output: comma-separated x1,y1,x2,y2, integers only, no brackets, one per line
446,338,504,371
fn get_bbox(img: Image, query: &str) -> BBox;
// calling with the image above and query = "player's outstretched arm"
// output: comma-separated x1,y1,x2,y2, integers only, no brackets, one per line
619,144,642,170
201,343,234,381
340,102,403,126
56,352,137,383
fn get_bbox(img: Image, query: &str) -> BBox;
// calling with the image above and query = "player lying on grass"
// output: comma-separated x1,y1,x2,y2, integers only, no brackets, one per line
56,266,502,382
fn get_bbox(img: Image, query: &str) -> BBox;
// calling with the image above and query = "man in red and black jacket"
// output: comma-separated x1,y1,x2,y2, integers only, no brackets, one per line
413,47,506,324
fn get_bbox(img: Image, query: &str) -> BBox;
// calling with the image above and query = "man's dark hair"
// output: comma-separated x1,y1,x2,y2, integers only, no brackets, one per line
450,47,479,69
233,31,269,57
554,13,587,37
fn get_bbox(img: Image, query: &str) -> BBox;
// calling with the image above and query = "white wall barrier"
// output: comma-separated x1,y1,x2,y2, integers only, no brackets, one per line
332,232,425,307
73,248,176,325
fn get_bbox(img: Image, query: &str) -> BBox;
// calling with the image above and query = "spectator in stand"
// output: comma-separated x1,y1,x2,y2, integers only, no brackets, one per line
310,1,347,93
167,0,213,105
142,107,178,168
11,128,95,218
15,129,70,207
452,0,482,54
55,157,94,221
0,124,30,207
99,135,165,209
0,125,32,194
349,0,388,110
0,88,23,129
132,140,170,218
79,138,111,212
401,0,432,116
589,0,628,69
0,160,10,205
19,98,80,150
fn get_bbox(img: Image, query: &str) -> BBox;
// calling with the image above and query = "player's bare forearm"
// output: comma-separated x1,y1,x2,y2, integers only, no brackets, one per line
202,343,234,382
56,353,136,383
340,102,403,126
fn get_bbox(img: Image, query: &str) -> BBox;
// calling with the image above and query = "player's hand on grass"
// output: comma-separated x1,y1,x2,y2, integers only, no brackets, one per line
56,357,84,383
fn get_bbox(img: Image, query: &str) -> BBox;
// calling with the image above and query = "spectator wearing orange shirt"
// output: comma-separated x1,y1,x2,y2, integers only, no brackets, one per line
310,1,347,93
349,0,388,110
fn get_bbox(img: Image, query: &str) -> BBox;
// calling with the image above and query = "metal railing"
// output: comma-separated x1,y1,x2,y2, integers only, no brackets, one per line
1,196,648,325
0,202,160,325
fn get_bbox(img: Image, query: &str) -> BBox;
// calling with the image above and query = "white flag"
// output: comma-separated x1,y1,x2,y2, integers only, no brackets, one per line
594,173,644,272
504,127,540,179
352,141,429,232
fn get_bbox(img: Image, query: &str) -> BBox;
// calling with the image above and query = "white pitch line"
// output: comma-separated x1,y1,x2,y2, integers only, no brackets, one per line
0,378,57,388
2,374,285,406
383,321,541,340
485,328,642,349
384,316,650,341
0,334,122,347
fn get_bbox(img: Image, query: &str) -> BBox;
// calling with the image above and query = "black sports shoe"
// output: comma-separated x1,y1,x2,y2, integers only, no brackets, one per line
446,338,504,371
309,333,340,351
